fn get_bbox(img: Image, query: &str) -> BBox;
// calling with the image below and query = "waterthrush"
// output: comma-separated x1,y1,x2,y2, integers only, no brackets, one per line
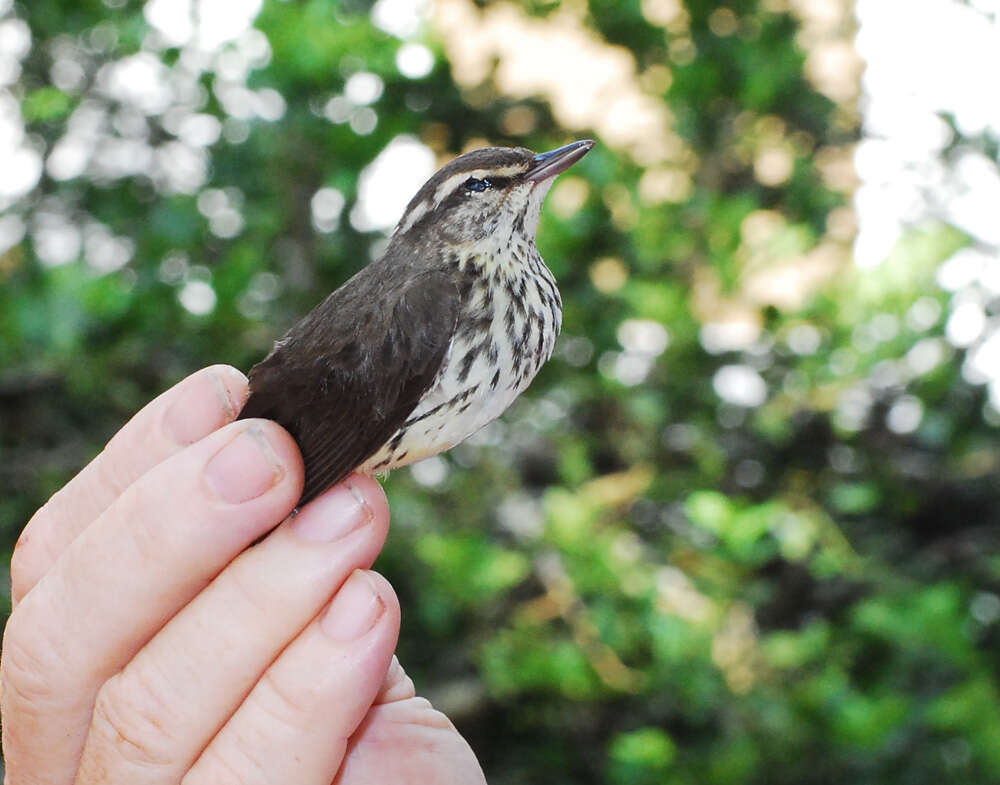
239,139,594,505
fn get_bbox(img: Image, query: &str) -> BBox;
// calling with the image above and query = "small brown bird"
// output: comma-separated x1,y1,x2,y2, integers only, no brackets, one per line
239,140,594,505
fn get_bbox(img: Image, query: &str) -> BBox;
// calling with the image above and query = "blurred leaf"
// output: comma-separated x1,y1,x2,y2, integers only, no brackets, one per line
22,87,72,121
607,727,676,785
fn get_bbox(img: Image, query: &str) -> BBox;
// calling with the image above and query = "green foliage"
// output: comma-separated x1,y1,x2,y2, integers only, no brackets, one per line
607,726,677,784
3,0,1000,783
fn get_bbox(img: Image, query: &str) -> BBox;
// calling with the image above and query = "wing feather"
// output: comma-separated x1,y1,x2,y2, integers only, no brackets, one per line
239,267,461,506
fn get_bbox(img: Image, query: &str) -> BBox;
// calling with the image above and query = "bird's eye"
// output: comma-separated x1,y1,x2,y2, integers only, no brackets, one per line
464,178,490,192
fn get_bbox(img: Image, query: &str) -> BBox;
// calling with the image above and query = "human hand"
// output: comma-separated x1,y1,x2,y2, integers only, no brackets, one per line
2,365,485,784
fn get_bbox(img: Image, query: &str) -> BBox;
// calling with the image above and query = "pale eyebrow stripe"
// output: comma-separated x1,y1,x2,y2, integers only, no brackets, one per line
396,161,529,233
432,164,526,206
397,198,430,234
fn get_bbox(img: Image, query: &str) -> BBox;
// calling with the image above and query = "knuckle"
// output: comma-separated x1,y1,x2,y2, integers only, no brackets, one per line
378,656,416,704
413,697,453,729
396,696,455,731
93,447,132,503
13,504,69,604
89,668,178,769
254,666,319,733
225,558,278,619
9,527,42,604
1,610,75,712
2,637,55,712
183,742,266,785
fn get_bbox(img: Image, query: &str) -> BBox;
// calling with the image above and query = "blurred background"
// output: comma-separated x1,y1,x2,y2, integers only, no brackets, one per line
3,0,1000,782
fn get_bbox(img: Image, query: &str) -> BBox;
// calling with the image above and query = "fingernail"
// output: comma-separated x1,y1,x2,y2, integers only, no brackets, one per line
205,425,284,504
292,479,372,542
166,368,243,445
322,570,385,641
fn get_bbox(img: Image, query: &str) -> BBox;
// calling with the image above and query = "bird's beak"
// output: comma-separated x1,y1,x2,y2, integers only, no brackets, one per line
525,139,595,182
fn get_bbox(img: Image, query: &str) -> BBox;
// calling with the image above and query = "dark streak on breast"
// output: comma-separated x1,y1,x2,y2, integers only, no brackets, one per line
457,349,478,383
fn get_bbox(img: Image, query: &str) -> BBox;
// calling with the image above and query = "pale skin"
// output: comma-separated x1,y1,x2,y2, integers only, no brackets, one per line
1,365,487,785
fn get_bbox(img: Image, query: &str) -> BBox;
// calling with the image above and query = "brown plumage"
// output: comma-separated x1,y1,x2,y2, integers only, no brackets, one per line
239,140,594,505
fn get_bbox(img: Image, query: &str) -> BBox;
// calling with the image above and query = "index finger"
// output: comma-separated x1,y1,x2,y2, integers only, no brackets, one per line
11,364,248,605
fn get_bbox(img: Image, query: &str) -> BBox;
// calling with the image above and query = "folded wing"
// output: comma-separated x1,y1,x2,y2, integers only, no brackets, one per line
239,268,461,506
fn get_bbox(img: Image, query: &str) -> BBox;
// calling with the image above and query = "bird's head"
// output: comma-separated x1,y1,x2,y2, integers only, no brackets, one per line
392,140,594,251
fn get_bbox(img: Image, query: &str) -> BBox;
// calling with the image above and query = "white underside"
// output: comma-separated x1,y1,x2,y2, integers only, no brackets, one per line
359,246,559,474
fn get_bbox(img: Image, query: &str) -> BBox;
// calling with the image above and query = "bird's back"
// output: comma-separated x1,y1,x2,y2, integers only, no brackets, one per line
239,258,463,504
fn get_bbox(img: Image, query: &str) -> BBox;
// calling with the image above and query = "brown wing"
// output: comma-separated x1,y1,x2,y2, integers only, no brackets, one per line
239,268,461,506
